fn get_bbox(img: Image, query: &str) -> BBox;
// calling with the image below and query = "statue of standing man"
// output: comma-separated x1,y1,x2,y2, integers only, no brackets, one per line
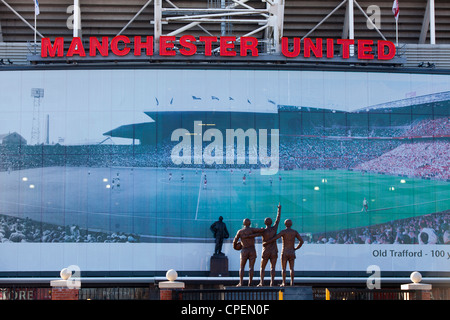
233,218,264,286
210,216,229,256
266,219,304,286
258,203,281,286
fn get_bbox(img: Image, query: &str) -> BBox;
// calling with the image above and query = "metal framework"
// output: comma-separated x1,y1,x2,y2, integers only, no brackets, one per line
0,1,447,67
152,0,285,53
0,0,441,47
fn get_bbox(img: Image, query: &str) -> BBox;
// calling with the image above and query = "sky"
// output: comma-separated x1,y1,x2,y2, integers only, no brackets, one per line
0,68,448,145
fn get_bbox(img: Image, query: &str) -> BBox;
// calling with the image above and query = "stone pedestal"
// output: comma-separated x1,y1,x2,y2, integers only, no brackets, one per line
401,283,432,300
401,272,432,300
158,281,185,300
50,280,80,300
210,254,229,277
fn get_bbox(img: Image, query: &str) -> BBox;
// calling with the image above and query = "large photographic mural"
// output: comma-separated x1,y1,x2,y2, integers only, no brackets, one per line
0,68,448,275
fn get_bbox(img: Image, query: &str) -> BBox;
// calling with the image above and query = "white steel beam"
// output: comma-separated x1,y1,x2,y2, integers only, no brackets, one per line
73,0,81,38
154,0,162,53
348,0,354,56
419,0,436,45
429,0,435,44
270,0,284,53
342,0,349,39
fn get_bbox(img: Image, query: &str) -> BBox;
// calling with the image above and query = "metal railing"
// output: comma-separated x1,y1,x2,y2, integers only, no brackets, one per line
79,287,152,300
172,288,281,301
325,288,418,300
1,286,447,300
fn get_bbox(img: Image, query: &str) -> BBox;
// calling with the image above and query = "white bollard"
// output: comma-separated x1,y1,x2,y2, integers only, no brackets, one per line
158,269,185,300
50,267,80,300
400,271,432,300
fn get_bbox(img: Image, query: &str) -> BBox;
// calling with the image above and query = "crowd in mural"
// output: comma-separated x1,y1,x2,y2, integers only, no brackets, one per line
355,141,449,180
279,137,401,170
1,209,448,244
309,210,450,245
1,117,448,180
0,215,140,243
0,116,448,243
404,117,449,137
351,116,449,180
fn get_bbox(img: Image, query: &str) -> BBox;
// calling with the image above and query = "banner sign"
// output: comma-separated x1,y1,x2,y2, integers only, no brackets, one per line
40,35,397,61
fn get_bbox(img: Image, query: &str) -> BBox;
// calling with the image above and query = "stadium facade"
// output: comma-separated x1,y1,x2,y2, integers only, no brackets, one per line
0,1,449,291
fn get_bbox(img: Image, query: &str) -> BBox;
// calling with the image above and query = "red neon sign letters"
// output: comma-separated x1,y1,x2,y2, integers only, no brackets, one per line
41,35,396,60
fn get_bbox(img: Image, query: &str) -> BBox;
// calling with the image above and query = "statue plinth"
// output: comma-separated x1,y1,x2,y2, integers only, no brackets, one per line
210,254,229,277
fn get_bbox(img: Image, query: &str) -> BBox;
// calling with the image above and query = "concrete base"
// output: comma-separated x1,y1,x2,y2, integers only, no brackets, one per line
50,279,81,289
158,281,185,289
400,283,432,290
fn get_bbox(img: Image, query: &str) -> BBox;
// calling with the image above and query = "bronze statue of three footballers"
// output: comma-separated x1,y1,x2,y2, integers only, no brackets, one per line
232,203,304,287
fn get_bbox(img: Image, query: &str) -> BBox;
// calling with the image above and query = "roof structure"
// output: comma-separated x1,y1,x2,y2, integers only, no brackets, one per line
0,0,447,44
0,1,449,67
